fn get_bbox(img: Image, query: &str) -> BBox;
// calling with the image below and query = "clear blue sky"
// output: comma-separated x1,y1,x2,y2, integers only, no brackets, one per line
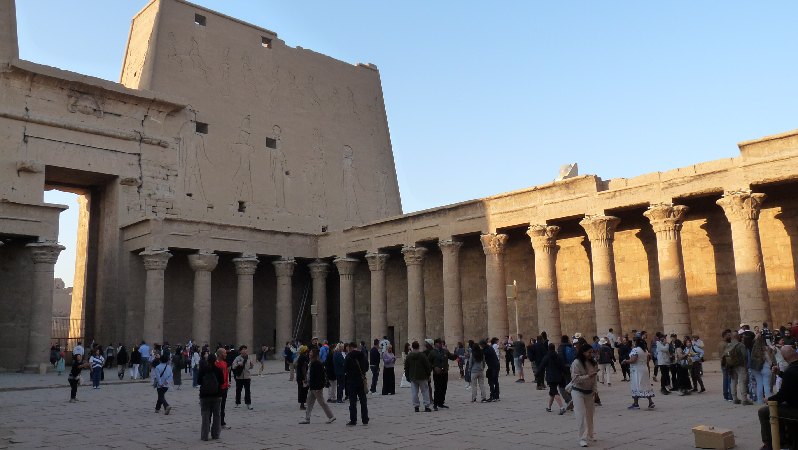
21,1,798,284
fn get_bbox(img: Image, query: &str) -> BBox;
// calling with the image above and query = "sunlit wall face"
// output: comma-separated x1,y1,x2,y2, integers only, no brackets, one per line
43,190,79,286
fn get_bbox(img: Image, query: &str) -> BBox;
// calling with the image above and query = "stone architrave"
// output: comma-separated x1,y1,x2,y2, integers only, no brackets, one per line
232,255,259,349
25,241,64,373
334,257,359,342
188,251,219,346
308,259,330,340
480,233,509,341
716,190,771,326
579,216,622,336
140,248,172,346
273,258,296,348
438,240,464,346
527,225,562,339
365,252,389,341
402,246,428,344
644,204,691,336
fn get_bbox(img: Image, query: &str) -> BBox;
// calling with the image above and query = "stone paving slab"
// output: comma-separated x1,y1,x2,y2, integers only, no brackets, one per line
0,360,761,449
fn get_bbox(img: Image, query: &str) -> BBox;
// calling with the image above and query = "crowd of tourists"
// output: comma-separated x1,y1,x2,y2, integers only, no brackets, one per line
52,319,798,448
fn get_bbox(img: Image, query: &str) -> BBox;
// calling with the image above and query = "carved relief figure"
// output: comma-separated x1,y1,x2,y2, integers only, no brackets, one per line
305,128,326,218
219,47,231,97
241,53,260,98
189,37,209,83
376,170,390,218
178,119,209,201
231,115,254,202
67,92,104,118
166,32,183,72
270,125,288,212
343,145,360,223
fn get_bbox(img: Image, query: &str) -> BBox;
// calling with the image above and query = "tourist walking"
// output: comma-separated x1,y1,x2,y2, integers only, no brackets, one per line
198,353,223,441
67,354,90,402
597,338,614,386
468,342,488,402
622,337,655,410
153,354,173,414
296,346,310,410
484,339,501,401
344,342,369,425
536,343,567,414
139,341,151,379
116,344,128,380
299,347,336,424
369,339,381,394
89,348,104,389
130,345,141,380
325,343,338,401
333,344,347,402
617,336,632,382
381,345,396,395
722,330,751,404
405,341,433,412
232,345,254,410
570,343,598,447
215,347,230,429
172,346,184,390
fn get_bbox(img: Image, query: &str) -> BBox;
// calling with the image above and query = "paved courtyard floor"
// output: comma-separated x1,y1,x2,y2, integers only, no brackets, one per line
0,360,761,449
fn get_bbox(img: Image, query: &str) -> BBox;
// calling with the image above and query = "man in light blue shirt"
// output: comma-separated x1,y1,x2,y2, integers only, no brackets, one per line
138,341,151,379
153,354,173,414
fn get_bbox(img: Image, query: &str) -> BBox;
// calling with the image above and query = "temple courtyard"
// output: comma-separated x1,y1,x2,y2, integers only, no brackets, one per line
0,360,760,449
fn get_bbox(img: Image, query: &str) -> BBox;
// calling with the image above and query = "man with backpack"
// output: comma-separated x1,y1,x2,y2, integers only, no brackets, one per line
198,353,224,441
232,345,254,410
722,329,752,405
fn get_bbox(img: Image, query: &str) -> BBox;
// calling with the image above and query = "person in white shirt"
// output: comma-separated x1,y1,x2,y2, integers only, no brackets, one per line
138,341,151,379
191,346,201,388
72,342,84,363
88,348,105,389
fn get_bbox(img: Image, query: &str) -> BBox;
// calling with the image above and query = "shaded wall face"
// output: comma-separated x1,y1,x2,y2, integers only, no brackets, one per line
503,235,536,340
124,251,146,344
460,242,487,341
761,190,798,326
253,262,277,349
211,254,237,346
291,264,312,344
163,252,193,345
682,206,739,355
353,261,370,343
0,241,33,370
423,249,444,341
556,235,595,338
385,256,408,347
614,218,662,336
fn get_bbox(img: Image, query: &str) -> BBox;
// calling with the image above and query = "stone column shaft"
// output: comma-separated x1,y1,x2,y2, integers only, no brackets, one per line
366,252,389,341
233,256,259,349
273,258,296,347
645,204,691,336
481,234,509,341
309,260,330,340
25,242,64,372
716,190,771,326
580,216,622,336
527,225,562,339
439,240,464,345
334,257,359,343
189,251,219,346
141,248,172,346
402,246,427,344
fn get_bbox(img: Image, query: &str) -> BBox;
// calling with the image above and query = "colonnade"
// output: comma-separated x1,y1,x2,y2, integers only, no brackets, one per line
133,190,773,352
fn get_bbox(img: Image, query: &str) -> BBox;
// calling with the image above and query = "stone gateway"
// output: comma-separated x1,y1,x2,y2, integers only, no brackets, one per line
1,0,797,372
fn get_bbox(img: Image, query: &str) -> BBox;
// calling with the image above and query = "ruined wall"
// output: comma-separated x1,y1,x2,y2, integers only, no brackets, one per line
120,0,402,235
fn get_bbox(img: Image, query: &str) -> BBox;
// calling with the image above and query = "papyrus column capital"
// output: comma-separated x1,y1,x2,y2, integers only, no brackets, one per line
527,225,561,254
308,259,330,279
333,257,359,277
232,256,259,276
716,190,766,222
188,251,218,272
480,233,508,256
402,246,427,266
141,248,172,271
580,215,621,246
27,241,65,265
438,239,463,255
273,257,296,278
365,252,389,272
644,204,689,241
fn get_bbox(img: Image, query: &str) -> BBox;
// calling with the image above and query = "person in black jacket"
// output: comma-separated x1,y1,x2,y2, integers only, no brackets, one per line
484,339,501,401
116,344,128,380
299,347,336,424
296,346,310,410
537,343,568,414
325,345,338,402
198,353,224,441
344,342,369,426
533,335,548,390
369,339,381,394
758,345,798,450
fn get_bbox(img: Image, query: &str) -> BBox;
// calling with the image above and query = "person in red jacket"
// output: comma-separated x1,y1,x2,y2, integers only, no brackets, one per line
215,347,230,430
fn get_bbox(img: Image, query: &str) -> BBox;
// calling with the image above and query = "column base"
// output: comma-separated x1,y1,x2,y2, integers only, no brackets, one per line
23,363,50,375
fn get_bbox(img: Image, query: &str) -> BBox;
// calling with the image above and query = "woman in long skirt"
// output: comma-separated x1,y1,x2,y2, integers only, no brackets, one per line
381,345,396,395
622,337,655,409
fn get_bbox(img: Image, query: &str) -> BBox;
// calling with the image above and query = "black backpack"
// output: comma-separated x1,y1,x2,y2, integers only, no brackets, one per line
232,355,247,378
200,370,219,396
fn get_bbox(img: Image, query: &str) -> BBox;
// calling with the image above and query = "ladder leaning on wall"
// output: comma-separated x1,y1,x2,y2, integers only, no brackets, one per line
292,282,311,342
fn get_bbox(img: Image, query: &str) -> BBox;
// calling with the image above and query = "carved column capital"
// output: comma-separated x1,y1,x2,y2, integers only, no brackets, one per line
188,251,219,272
401,246,427,266
644,203,689,240
140,248,172,271
716,190,766,222
308,259,330,279
27,241,65,265
273,257,296,278
438,239,463,256
365,252,389,272
480,233,508,256
579,215,621,246
232,256,259,276
526,225,560,253
333,257,359,275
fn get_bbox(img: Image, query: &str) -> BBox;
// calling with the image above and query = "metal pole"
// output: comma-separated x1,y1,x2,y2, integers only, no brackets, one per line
513,280,519,337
